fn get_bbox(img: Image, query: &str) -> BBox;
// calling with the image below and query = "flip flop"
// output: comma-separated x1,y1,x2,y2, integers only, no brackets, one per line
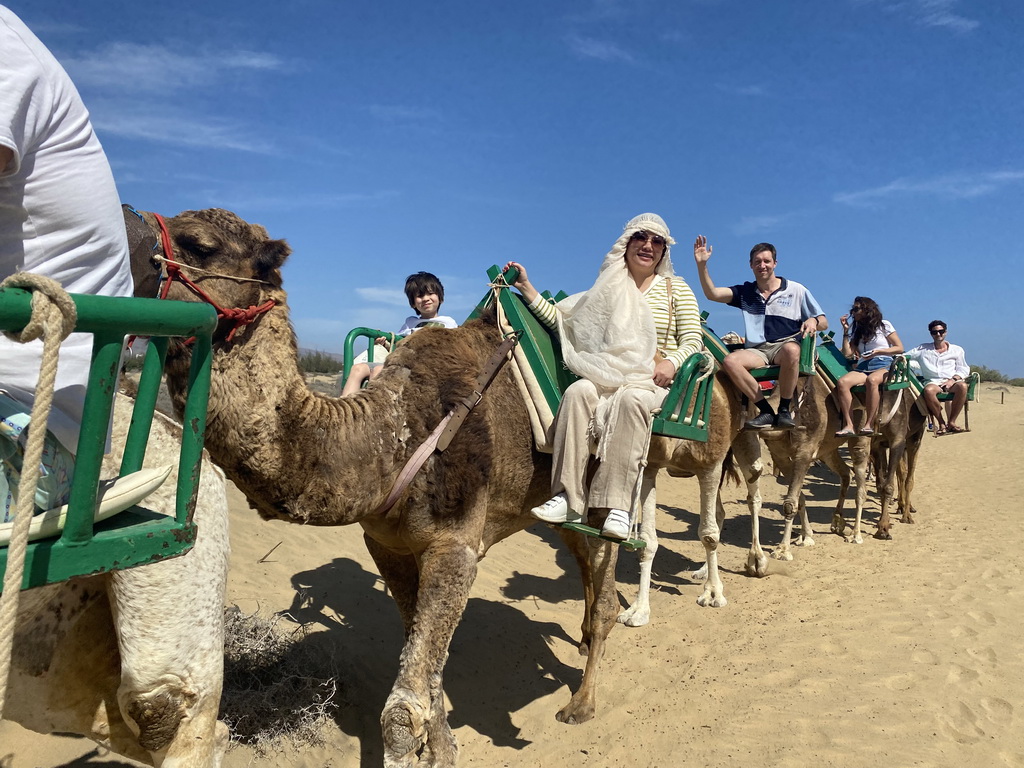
946,424,965,434
934,426,947,437
834,428,856,438
858,427,876,436
0,465,172,545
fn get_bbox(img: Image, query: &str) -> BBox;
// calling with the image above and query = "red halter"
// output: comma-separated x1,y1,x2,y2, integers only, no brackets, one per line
154,213,276,342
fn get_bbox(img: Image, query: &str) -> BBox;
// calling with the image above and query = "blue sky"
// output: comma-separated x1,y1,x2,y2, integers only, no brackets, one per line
14,0,1023,375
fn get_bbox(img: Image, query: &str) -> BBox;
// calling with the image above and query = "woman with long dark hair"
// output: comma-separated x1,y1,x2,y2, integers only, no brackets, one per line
834,296,903,437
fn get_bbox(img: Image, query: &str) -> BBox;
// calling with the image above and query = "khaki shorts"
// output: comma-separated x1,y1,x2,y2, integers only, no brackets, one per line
747,339,799,366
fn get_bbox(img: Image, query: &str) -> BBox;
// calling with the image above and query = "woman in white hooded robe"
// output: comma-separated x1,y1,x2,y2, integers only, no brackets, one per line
505,213,703,539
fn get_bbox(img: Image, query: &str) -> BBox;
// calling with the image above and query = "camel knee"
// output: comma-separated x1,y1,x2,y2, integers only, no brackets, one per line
382,688,430,765
122,685,192,753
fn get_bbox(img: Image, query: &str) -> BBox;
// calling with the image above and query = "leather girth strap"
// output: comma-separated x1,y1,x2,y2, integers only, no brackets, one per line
376,331,520,515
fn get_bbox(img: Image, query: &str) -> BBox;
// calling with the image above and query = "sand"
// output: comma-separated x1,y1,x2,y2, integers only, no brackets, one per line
3,383,1022,768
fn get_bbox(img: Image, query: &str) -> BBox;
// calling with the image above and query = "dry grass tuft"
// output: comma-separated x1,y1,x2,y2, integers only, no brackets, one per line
220,605,339,755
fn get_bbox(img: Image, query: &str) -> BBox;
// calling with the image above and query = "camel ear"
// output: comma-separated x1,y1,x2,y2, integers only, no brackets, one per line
255,238,291,275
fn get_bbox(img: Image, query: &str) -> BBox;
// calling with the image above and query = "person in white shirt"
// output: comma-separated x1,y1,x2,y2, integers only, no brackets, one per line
1,5,133,519
905,320,971,434
833,296,903,437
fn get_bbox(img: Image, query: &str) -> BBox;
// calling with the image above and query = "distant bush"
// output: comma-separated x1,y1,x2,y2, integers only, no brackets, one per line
971,365,1024,386
298,350,343,374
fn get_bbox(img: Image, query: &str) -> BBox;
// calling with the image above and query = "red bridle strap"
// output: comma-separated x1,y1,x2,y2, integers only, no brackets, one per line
153,213,276,341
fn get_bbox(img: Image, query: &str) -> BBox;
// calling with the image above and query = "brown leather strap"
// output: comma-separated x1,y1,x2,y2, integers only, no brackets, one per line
437,332,519,452
376,332,519,514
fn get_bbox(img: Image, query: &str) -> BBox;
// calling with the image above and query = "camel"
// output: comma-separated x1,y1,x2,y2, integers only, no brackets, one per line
4,395,230,767
756,368,921,547
148,207,765,767
756,374,855,558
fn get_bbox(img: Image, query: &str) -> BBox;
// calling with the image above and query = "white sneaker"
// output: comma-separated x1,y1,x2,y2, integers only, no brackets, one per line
530,493,580,524
601,508,631,540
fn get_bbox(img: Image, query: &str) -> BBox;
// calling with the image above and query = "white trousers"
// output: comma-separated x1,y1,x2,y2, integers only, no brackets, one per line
551,379,665,515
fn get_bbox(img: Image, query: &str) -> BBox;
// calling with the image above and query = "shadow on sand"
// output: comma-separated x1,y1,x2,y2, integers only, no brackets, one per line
277,550,583,766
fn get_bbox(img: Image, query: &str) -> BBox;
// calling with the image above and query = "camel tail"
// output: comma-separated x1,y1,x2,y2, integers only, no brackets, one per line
720,449,742,489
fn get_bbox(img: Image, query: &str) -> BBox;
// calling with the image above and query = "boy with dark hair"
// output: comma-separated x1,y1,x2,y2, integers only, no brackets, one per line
341,271,458,395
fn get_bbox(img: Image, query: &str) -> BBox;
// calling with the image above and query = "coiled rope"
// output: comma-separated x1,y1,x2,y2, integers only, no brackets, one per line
0,273,77,716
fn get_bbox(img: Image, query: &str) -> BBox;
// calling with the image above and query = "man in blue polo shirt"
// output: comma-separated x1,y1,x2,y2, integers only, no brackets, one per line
693,237,827,430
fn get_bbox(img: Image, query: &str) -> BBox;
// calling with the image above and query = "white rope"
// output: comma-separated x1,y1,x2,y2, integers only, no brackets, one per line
155,254,273,285
0,273,77,717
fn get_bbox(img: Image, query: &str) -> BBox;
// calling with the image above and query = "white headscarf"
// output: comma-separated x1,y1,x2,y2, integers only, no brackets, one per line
557,212,676,387
555,213,677,459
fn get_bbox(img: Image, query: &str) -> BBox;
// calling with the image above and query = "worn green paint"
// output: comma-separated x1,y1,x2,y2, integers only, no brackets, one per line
0,288,216,591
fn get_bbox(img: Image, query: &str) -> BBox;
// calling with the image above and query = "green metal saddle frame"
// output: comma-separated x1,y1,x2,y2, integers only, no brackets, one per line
903,360,980,430
699,310,817,380
0,288,216,591
816,331,912,392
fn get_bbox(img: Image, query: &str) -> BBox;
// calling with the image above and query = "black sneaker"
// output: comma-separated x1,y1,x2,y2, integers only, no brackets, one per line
774,410,796,429
744,411,777,430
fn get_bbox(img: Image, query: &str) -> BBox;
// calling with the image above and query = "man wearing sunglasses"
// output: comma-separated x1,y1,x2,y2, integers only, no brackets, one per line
693,238,826,430
905,321,971,434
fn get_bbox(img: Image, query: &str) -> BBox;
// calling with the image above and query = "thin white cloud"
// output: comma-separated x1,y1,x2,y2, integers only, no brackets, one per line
855,0,979,33
834,171,1024,206
90,104,272,153
355,287,410,307
734,214,791,236
565,33,635,63
216,190,400,212
62,42,285,93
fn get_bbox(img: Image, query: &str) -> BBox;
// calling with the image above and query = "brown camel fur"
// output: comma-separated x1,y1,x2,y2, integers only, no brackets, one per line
150,208,761,767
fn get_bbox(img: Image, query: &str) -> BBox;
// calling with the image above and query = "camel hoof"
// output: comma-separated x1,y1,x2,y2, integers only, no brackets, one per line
696,591,727,608
381,691,428,766
617,606,650,627
772,549,794,562
555,701,595,725
691,564,708,581
845,534,863,545
900,515,915,525
795,535,815,548
874,529,893,541
745,554,769,578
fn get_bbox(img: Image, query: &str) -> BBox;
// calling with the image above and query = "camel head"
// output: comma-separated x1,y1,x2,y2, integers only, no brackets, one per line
158,208,291,335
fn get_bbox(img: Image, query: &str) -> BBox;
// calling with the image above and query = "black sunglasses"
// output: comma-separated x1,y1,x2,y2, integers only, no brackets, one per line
930,328,947,335
630,231,667,247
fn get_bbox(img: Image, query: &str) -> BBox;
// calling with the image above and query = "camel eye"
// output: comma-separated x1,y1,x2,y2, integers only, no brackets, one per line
177,233,219,258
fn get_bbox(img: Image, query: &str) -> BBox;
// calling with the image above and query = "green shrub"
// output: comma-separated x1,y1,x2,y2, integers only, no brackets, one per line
298,350,343,374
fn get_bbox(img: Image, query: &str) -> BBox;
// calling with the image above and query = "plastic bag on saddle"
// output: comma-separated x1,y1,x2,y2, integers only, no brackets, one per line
0,390,75,522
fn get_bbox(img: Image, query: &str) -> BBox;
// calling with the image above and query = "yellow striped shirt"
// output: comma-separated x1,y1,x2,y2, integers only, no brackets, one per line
527,274,704,372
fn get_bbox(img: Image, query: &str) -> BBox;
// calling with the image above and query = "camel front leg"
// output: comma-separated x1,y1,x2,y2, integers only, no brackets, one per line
556,537,620,725
618,468,658,627
874,439,905,540
730,432,768,576
696,462,728,607
557,527,594,655
822,446,852,537
847,438,872,544
374,540,477,768
793,494,815,548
